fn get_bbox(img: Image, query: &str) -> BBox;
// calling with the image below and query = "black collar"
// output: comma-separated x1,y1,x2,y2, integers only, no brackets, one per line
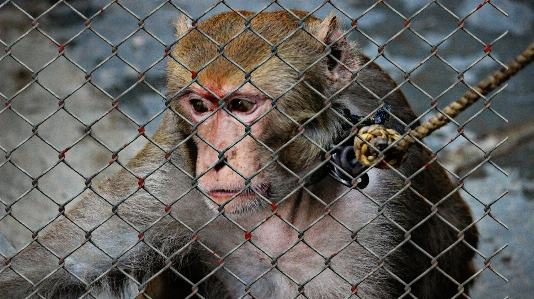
305,106,392,189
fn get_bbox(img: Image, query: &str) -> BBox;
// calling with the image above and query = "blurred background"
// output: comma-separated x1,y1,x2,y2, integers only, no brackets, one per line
0,0,532,297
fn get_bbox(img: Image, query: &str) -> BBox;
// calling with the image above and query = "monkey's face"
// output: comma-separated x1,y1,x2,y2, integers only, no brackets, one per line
174,82,289,214
167,11,355,214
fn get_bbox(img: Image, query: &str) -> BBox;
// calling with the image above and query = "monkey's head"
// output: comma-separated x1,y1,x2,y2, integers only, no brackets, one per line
166,10,362,214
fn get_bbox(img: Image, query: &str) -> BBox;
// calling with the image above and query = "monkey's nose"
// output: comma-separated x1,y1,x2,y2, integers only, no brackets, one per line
213,153,227,172
213,160,226,171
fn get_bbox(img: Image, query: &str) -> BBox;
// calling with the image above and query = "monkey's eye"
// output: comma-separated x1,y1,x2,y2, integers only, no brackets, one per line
190,99,209,113
228,99,255,113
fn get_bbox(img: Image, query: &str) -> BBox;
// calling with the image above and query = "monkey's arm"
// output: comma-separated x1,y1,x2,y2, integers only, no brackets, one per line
0,115,203,298
0,192,148,298
0,180,203,298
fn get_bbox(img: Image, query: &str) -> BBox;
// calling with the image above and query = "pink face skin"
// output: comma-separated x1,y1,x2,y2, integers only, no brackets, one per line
179,82,273,213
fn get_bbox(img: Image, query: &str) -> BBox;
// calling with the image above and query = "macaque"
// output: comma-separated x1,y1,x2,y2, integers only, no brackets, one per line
0,10,478,299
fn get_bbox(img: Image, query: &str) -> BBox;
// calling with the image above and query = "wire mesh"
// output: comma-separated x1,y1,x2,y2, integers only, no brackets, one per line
0,1,512,298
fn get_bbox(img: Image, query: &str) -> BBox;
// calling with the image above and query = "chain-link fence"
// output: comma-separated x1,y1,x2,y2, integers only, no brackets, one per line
1,0,531,298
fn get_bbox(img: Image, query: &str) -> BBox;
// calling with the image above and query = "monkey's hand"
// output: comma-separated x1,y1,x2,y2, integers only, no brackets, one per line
354,124,408,169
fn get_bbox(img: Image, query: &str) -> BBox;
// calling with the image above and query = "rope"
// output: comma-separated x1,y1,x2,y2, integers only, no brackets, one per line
355,41,534,168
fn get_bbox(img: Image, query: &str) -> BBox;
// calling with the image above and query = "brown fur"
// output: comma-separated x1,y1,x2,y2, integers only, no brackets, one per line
0,10,477,299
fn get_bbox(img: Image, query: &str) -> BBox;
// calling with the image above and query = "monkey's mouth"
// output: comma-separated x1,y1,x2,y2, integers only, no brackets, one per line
206,183,270,205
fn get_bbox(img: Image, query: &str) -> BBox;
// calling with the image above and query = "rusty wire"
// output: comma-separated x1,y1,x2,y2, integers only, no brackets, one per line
0,1,513,298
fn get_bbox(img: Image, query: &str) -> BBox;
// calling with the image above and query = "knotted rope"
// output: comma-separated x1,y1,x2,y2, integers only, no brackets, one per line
355,41,534,168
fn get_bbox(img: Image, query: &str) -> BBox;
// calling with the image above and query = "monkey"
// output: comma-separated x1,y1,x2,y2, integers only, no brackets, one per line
0,10,478,299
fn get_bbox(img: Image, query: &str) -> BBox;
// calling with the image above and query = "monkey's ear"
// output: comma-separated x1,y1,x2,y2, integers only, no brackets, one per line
316,12,343,46
316,13,358,82
173,15,194,37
